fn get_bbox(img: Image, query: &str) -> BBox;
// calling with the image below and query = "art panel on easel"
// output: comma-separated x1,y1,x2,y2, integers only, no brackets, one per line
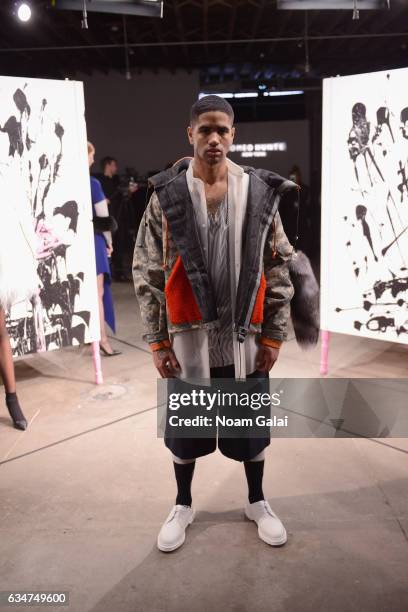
0,76,99,356
321,67,408,344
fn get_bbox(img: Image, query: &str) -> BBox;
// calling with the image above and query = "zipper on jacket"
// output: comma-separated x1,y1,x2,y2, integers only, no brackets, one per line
272,218,277,259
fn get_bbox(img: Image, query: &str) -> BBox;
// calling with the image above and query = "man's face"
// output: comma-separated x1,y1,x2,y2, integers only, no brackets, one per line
109,160,118,176
187,111,235,166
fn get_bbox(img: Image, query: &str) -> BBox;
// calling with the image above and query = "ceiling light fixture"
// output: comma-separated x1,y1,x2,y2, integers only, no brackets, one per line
198,93,234,99
199,92,259,100
53,1,163,18
81,0,88,29
263,90,304,96
17,2,32,22
234,92,259,98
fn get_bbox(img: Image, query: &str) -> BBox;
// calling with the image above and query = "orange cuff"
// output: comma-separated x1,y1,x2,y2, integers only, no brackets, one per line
150,339,171,352
259,337,283,349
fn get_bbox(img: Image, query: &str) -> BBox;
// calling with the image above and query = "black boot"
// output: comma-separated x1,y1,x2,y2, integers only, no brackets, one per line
6,392,28,431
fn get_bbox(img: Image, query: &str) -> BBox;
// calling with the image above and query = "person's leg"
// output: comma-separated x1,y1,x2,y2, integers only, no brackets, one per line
164,390,217,509
245,448,287,547
213,364,266,501
97,273,108,345
244,450,265,504
157,453,197,552
241,371,269,501
242,373,286,546
97,273,114,354
0,308,27,430
216,368,286,545
159,393,217,553
0,308,16,393
172,454,196,507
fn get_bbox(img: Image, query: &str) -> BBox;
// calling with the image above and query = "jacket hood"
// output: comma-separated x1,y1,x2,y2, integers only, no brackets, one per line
148,158,190,189
149,158,298,196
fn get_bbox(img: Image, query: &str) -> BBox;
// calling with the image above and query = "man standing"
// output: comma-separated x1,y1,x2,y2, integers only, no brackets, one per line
94,156,123,279
96,156,120,204
133,95,296,552
96,156,137,280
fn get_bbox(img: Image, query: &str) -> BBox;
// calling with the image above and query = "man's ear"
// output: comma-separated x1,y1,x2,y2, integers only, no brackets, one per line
231,126,236,141
187,125,194,145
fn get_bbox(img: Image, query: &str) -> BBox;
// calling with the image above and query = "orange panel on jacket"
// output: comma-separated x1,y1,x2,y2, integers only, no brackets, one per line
165,255,203,324
250,273,266,324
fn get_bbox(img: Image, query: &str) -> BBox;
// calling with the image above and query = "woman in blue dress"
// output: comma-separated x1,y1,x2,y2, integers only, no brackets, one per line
88,142,120,356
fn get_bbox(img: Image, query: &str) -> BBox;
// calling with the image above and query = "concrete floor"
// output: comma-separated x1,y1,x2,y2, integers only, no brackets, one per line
1,282,407,612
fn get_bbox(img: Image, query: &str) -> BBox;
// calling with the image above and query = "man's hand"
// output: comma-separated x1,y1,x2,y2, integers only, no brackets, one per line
153,348,181,378
255,345,280,373
107,244,113,257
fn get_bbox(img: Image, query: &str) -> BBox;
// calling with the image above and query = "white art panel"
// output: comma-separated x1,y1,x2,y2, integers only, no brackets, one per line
0,76,99,355
321,67,408,344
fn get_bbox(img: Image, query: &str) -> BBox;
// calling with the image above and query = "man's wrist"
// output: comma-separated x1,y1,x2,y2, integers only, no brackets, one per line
150,339,171,352
258,337,283,349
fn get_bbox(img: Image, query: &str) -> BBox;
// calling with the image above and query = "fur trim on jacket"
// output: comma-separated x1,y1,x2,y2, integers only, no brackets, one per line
288,250,320,348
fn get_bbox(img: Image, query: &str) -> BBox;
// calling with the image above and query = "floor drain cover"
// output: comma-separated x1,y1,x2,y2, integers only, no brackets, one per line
88,384,127,401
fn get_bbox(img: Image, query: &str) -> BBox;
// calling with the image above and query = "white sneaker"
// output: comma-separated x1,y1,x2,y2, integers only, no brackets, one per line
245,500,287,546
157,505,195,552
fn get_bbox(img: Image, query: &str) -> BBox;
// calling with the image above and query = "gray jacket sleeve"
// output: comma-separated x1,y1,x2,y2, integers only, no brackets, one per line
261,210,295,342
132,192,169,345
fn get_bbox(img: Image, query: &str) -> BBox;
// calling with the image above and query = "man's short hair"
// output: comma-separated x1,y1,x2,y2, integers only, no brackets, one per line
100,156,117,171
190,95,234,125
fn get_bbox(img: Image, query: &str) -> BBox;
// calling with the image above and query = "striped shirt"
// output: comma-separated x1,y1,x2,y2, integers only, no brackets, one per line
207,197,234,368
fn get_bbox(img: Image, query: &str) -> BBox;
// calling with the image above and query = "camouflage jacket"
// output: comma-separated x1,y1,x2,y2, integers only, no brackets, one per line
133,159,296,348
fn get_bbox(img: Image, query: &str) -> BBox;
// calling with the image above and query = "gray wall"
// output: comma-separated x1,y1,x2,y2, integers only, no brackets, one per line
81,70,200,175
81,73,309,183
228,120,310,184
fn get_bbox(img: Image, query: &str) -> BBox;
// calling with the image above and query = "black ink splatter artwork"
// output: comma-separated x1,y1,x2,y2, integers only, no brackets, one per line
347,102,384,192
54,200,79,232
355,205,378,261
0,82,92,356
1,116,23,156
336,72,408,341
53,121,64,182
